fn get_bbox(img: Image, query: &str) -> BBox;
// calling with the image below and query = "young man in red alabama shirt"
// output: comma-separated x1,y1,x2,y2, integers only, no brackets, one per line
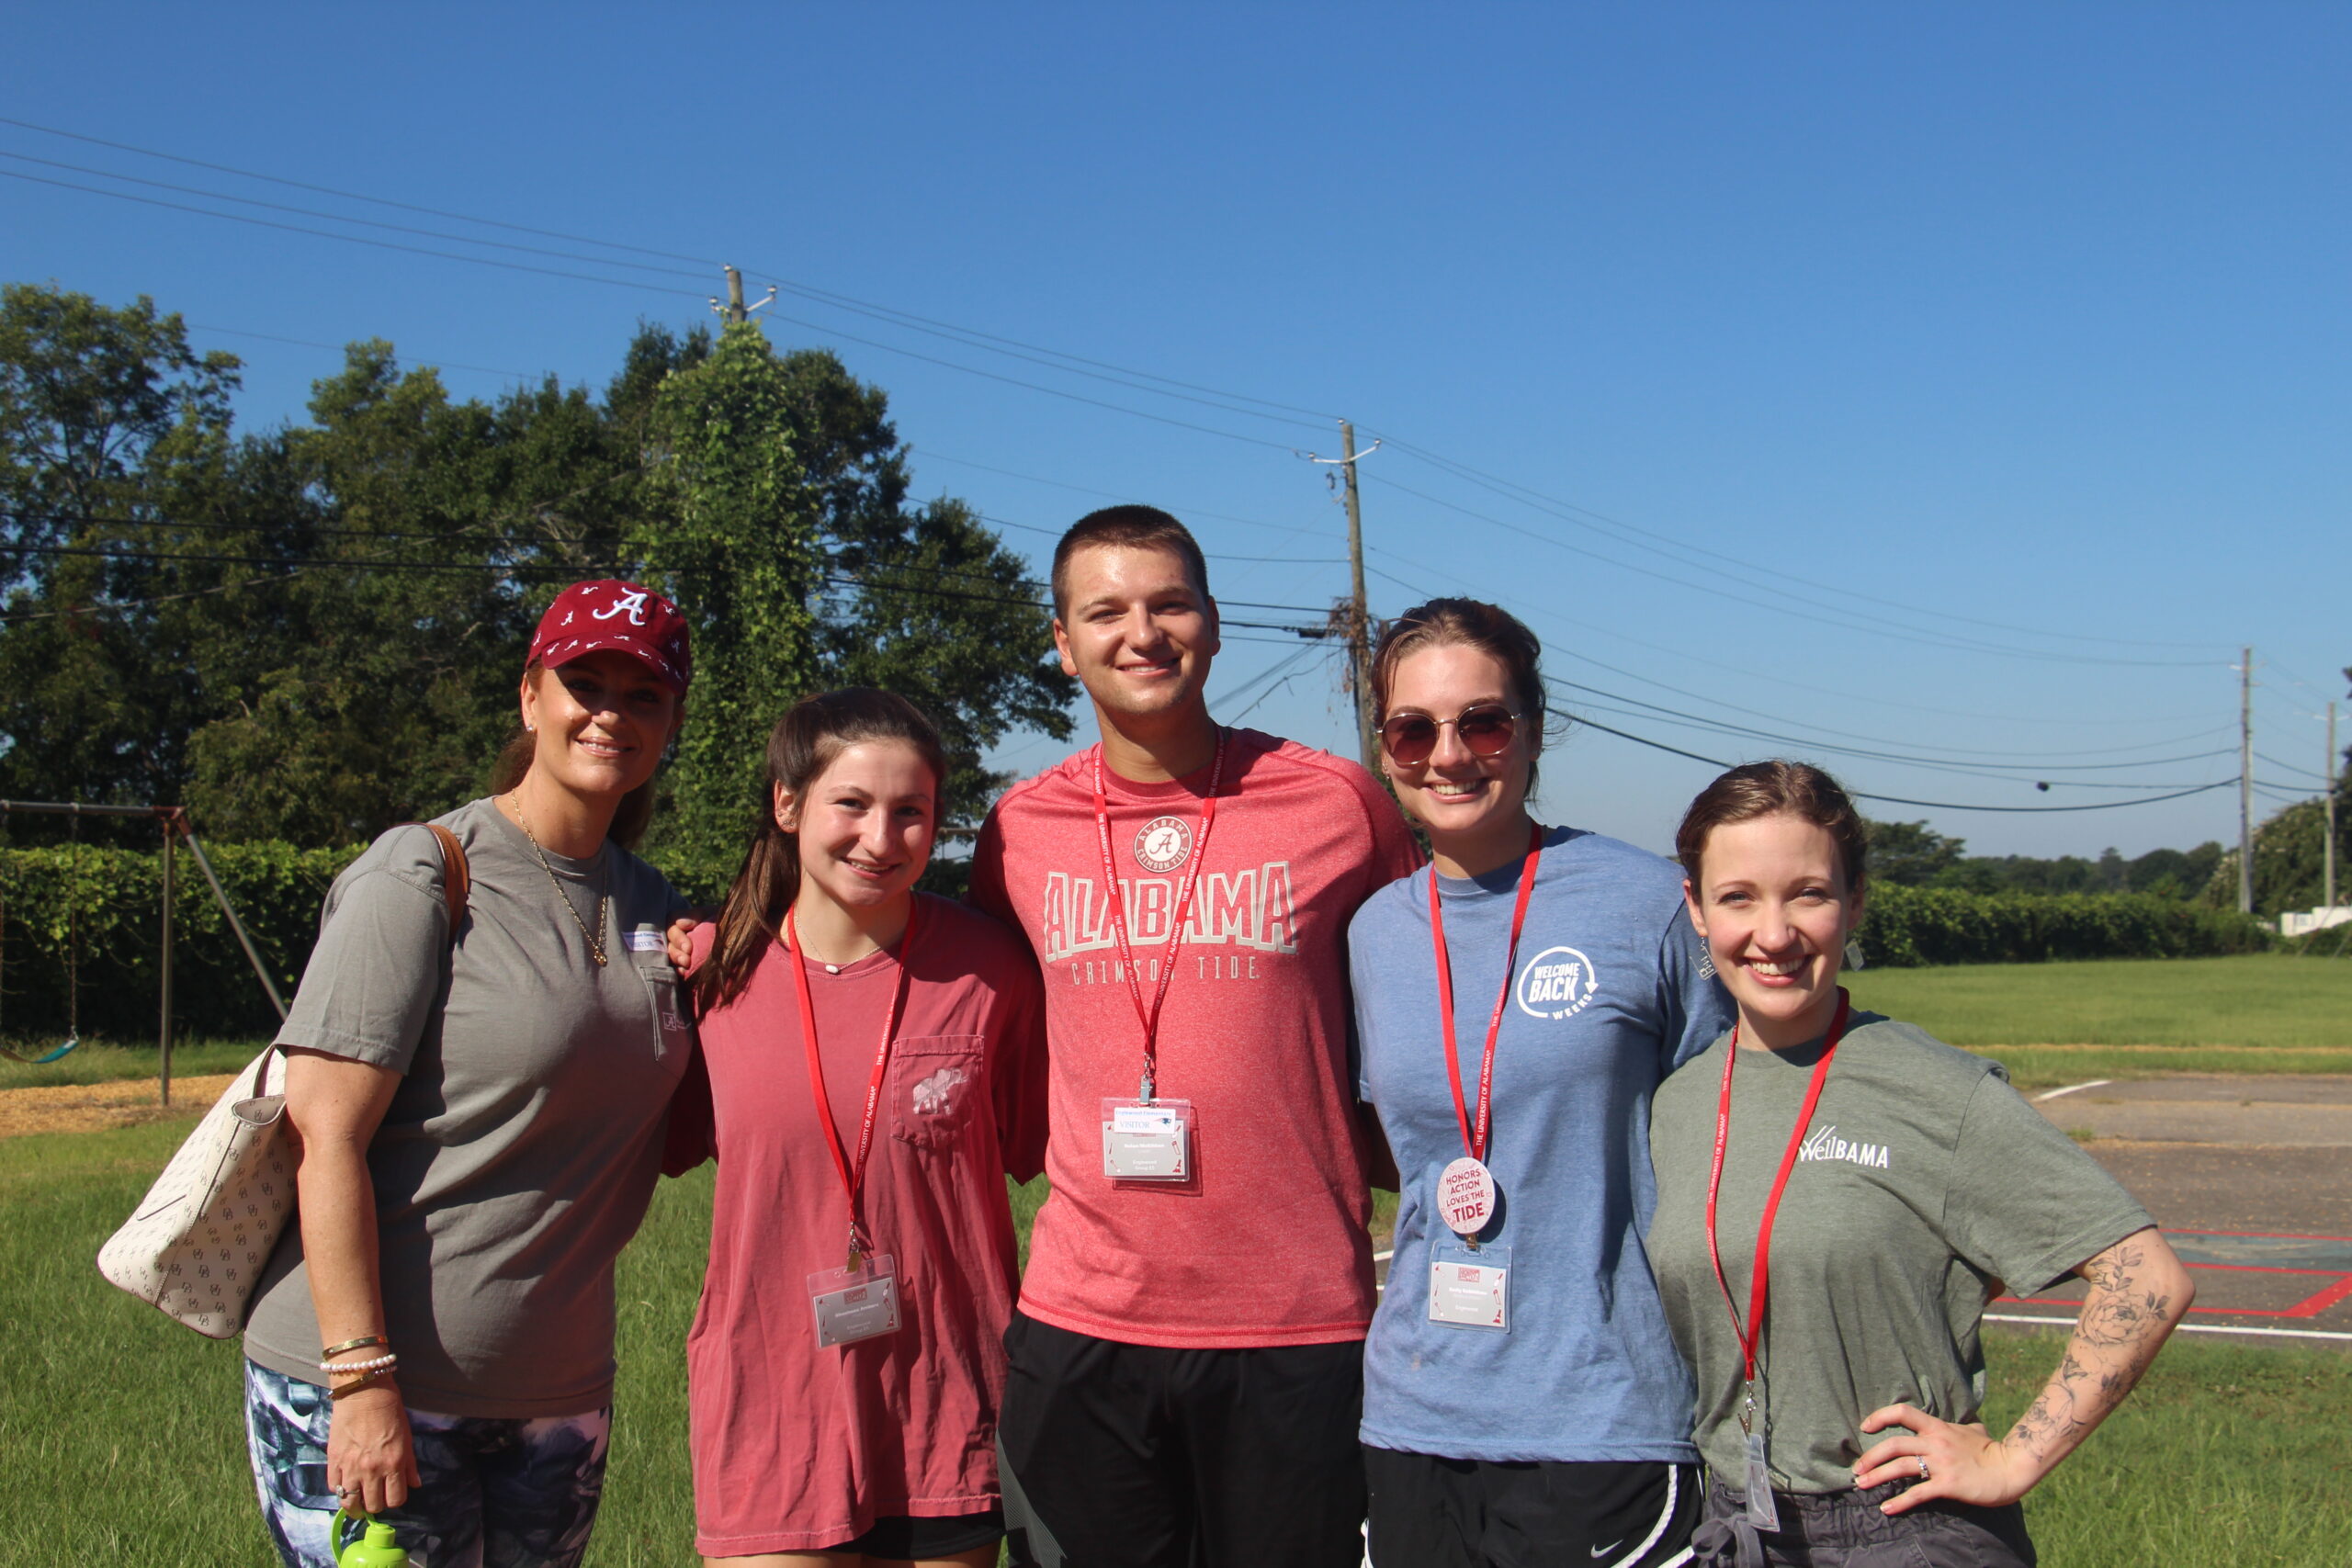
972,506,1419,1568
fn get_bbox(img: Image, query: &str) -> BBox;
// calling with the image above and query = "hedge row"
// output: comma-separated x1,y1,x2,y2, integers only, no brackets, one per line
0,842,361,1043
1856,883,2273,967
0,843,2287,1044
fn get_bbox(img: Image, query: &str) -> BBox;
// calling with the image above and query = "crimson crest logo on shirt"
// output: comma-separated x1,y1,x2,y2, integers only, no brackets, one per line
1133,816,1193,874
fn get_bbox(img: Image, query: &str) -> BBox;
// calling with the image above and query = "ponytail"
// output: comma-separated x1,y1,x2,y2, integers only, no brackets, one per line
694,689,947,1013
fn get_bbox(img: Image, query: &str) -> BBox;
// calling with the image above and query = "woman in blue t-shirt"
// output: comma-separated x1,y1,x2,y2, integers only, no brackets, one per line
1347,598,1735,1568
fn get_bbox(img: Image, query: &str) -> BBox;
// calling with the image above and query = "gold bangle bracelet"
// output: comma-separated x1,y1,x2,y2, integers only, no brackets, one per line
328,1370,395,1400
321,1335,390,1358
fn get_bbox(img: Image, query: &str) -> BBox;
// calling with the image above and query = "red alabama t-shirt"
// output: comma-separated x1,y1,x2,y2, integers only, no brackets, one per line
971,728,1420,1348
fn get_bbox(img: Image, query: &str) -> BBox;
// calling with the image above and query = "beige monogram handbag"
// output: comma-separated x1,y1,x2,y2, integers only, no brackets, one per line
96,823,468,1337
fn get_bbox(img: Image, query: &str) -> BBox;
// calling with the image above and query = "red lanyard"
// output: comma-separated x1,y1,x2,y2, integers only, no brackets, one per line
1091,730,1227,1101
1427,819,1545,1164
786,899,921,1263
1704,988,1851,1399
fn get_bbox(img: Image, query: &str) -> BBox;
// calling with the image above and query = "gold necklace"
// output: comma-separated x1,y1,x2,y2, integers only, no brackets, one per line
510,793,609,967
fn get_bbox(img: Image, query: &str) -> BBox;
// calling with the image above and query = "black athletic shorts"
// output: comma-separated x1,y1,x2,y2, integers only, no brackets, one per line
1363,1444,1702,1568
835,1506,1005,1559
997,1310,1367,1568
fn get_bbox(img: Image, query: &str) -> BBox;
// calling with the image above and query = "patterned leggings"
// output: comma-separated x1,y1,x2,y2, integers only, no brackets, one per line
243,1360,611,1568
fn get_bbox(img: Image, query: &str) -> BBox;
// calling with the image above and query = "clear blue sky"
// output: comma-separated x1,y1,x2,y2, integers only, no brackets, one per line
6,4,2343,859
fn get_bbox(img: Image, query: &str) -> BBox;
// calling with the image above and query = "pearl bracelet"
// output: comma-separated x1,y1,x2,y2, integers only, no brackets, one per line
322,1352,400,1376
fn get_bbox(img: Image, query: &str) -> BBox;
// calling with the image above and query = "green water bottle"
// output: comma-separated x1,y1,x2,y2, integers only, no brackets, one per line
331,1510,409,1568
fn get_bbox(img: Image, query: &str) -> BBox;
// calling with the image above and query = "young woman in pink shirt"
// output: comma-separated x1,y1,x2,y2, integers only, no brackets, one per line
667,689,1047,1567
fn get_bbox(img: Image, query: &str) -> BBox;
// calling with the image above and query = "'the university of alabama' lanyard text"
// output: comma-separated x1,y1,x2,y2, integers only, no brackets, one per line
786,900,921,1269
1704,987,1852,1433
1091,731,1227,1102
1428,818,1545,1167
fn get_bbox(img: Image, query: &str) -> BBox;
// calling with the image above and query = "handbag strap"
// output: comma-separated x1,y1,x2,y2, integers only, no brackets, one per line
417,822,470,937
254,821,471,1099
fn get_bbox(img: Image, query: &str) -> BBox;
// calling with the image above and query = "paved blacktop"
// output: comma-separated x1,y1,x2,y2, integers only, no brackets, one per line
1369,1075,2352,1347
2011,1076,2352,1346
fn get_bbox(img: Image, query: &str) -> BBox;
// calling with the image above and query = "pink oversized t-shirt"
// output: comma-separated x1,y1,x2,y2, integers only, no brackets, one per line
673,895,1046,1557
971,728,1420,1348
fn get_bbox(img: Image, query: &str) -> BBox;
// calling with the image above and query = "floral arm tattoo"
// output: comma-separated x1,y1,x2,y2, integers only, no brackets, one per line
2003,1229,2191,1475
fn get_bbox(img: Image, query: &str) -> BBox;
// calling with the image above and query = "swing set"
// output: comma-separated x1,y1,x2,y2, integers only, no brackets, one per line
0,800,288,1106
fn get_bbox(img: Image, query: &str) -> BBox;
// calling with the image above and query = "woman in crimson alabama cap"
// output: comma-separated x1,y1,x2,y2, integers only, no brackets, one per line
236,577,702,1565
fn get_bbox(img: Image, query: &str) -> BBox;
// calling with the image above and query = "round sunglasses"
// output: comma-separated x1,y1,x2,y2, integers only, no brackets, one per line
1379,704,1522,766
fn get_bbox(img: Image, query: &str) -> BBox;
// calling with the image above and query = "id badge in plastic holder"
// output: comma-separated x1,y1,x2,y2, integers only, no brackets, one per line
1101,1098,1193,1180
1426,1239,1510,1332
808,1254,900,1348
1743,1420,1781,1531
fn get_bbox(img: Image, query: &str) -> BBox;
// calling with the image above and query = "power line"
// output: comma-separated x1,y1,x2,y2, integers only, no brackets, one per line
1563,712,2237,814
1366,545,2227,743
9,539,1329,633
0,113,714,265
1363,468,2216,671
0,149,715,284
0,117,2267,757
188,321,535,380
0,167,710,303
2256,750,2332,782
0,114,1344,429
1548,678,2232,786
1371,434,2223,655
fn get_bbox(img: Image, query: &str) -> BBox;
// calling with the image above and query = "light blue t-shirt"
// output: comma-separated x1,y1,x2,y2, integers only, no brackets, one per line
1350,825,1734,1463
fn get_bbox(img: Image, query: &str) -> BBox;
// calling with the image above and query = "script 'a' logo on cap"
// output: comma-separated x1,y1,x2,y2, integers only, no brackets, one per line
592,588,650,625
1133,816,1193,874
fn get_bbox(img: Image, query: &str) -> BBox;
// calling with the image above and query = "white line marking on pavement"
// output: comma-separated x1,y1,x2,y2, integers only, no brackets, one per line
2034,1079,2112,1102
1985,1312,2352,1343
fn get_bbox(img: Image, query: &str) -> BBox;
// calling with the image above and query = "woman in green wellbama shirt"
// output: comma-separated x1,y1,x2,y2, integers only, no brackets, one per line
1645,761,2192,1568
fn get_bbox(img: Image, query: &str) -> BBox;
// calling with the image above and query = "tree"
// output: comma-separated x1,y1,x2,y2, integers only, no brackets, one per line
0,286,1075,866
2206,793,2352,918
0,284,242,823
633,321,828,884
1861,818,1964,886
628,326,1077,892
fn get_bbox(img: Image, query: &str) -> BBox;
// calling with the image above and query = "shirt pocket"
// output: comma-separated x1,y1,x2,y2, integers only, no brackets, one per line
632,958,695,1074
889,1034,986,1151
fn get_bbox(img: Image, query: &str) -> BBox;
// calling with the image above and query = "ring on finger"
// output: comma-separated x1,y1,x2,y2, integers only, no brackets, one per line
1917,1455,1930,1482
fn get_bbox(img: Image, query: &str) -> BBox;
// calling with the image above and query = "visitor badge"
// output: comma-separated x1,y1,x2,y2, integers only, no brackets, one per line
808,1254,900,1348
1436,1156,1497,1235
1743,1427,1780,1532
1102,1098,1193,1180
1427,1238,1510,1332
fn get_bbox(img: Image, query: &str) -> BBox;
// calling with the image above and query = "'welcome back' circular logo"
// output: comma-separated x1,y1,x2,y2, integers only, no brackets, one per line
1516,945,1599,1020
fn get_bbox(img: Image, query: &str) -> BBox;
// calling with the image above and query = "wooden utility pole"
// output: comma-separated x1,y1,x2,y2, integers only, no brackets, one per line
1339,422,1376,773
2239,647,2255,915
722,266,748,324
2327,699,2339,913
159,818,175,1107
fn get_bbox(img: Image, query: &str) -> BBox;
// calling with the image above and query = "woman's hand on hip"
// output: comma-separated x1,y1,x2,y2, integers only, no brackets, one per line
1854,1404,2034,1513
326,1382,420,1517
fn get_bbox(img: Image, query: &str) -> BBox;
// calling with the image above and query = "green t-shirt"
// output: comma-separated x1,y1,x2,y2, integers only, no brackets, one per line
1645,1012,2151,1494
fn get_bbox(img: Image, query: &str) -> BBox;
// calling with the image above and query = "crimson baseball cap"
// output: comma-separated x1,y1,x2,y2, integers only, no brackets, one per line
526,581,693,695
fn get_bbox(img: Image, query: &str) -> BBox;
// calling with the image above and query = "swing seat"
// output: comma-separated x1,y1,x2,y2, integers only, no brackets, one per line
2,1034,79,1066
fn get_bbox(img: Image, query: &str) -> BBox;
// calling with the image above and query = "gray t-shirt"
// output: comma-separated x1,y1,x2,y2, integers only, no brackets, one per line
243,797,693,1416
1646,1013,2152,1494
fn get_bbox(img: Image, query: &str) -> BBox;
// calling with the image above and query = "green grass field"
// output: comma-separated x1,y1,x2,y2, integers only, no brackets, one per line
4,1118,2346,1566
0,1038,258,1090
15,952,2350,1101
1846,953,2352,1086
